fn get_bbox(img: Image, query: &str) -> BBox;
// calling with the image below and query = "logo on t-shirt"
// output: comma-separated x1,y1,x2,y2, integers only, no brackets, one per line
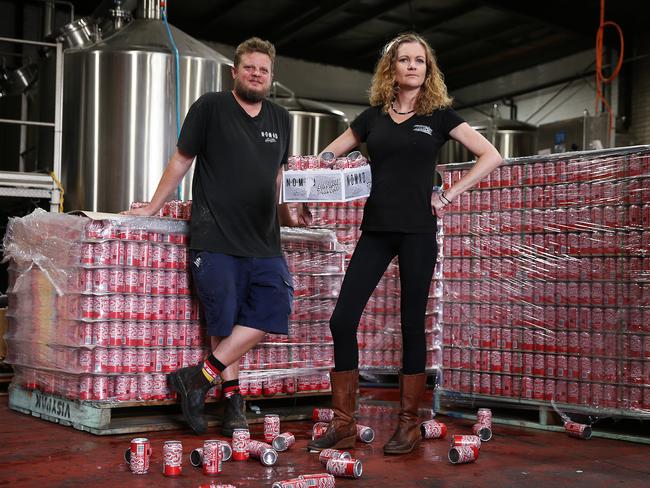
413,124,432,136
261,130,278,143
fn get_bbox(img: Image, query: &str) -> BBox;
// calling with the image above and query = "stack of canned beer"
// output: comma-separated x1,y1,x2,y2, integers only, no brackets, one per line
4,212,348,406
438,147,650,413
286,153,368,171
130,199,192,219
6,214,204,402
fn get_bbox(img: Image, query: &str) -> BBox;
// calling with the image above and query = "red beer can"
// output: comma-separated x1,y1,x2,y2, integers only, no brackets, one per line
312,407,335,423
247,440,278,466
448,445,479,464
271,480,308,488
129,437,152,475
564,421,592,439
356,424,375,443
299,473,335,488
311,422,329,440
477,407,492,427
232,428,250,461
325,458,363,478
162,440,183,477
202,439,223,476
272,432,296,452
451,434,481,450
264,414,281,443
472,422,492,441
420,420,447,439
318,449,352,465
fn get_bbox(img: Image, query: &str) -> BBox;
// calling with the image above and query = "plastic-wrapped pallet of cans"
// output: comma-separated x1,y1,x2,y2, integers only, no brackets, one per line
3,210,347,403
437,146,650,414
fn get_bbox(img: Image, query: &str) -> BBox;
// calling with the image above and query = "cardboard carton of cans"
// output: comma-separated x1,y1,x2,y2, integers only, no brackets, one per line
282,154,371,202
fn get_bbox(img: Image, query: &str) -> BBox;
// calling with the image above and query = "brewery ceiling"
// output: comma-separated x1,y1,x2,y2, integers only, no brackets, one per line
70,0,648,91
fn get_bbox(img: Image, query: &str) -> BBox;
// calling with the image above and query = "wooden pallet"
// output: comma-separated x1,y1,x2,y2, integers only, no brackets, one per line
8,385,330,435
434,389,650,445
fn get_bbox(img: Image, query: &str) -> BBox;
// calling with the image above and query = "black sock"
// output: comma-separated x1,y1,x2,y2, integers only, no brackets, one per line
222,379,240,398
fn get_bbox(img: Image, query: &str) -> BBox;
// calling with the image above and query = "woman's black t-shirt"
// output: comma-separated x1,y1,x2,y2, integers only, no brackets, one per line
350,106,464,233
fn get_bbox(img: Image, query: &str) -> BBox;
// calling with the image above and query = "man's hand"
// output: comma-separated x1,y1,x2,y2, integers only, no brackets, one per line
122,204,159,217
296,203,312,226
431,192,448,218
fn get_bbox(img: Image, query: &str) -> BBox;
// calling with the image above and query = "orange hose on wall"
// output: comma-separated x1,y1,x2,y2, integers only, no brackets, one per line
595,0,624,144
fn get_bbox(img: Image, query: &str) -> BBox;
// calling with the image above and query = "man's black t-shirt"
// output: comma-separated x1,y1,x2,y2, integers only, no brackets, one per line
350,106,464,233
177,92,291,257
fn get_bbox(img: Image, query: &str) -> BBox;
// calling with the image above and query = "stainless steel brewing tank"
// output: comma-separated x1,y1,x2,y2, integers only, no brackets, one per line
62,18,233,212
272,97,348,156
438,118,536,163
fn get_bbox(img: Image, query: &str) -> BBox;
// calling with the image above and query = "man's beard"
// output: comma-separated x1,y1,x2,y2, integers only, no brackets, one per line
234,79,270,103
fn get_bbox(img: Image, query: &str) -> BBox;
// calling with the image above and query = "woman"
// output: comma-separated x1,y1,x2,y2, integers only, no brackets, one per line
306,33,502,455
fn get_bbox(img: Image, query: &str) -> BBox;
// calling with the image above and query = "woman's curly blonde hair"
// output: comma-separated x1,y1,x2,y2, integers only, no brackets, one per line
369,33,452,115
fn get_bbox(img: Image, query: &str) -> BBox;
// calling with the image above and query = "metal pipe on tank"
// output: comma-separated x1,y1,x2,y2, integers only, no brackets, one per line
138,0,162,20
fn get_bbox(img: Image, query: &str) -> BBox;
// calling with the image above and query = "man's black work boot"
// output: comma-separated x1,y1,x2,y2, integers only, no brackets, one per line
220,392,248,436
168,365,212,434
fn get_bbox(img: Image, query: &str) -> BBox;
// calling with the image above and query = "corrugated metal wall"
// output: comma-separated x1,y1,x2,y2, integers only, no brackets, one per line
630,32,650,144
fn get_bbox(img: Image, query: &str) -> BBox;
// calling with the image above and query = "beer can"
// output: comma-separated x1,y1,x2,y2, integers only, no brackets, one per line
299,473,336,488
472,423,492,441
113,375,129,401
272,432,295,452
78,375,92,400
356,423,375,443
129,437,152,474
151,373,166,400
232,428,250,461
264,414,281,443
217,440,232,462
311,422,329,440
450,434,481,450
137,373,153,401
271,480,308,488
107,347,123,374
420,419,447,439
564,421,592,439
319,448,351,465
191,441,232,467
202,439,223,476
448,445,479,464
476,408,492,427
247,440,278,466
326,458,363,478
162,440,183,477
122,347,138,373
313,407,334,423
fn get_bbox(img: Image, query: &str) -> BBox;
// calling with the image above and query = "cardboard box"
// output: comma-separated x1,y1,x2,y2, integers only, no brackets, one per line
282,166,372,202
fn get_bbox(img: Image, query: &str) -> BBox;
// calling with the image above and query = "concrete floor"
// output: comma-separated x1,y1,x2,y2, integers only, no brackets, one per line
0,388,648,488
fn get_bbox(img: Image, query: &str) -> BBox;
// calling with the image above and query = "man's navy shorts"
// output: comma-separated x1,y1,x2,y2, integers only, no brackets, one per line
190,250,293,337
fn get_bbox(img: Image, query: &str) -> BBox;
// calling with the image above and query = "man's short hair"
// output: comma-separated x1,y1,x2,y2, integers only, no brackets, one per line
234,37,276,69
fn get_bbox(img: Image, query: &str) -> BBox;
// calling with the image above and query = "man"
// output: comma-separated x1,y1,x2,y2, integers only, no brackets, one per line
128,37,311,435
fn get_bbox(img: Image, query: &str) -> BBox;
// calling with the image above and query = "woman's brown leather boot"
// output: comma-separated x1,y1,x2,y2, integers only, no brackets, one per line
383,372,427,455
306,369,358,452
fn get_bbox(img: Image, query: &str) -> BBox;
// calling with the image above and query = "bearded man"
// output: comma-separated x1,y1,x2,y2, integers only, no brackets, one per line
128,37,310,435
